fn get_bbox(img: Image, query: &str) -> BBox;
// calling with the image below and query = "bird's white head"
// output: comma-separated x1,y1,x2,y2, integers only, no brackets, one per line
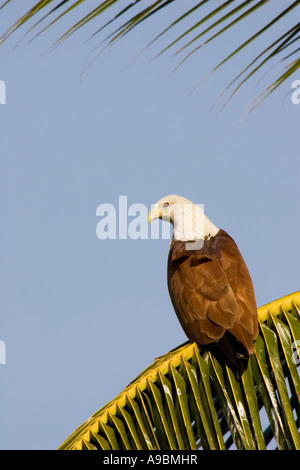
148,194,219,242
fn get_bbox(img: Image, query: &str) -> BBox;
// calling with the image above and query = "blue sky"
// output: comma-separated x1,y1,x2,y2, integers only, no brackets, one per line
0,1,299,449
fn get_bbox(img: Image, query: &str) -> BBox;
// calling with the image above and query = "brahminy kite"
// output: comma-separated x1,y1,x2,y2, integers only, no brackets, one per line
148,195,258,379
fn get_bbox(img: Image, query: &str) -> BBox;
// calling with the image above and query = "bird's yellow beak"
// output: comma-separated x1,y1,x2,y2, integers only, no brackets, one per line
148,207,161,224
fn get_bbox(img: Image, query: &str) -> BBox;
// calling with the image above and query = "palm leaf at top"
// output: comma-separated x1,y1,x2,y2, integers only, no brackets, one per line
1,1,299,112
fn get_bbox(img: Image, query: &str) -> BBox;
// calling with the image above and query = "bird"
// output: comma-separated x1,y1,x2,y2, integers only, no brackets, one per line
148,194,259,379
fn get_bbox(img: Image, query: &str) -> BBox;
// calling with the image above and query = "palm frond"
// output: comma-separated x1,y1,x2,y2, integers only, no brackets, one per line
58,291,300,450
1,0,299,113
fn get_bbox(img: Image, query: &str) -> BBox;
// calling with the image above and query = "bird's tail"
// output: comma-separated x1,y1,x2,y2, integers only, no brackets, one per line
205,332,250,381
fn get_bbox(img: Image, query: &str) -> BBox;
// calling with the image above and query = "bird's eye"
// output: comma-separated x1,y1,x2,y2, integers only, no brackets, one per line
163,202,169,208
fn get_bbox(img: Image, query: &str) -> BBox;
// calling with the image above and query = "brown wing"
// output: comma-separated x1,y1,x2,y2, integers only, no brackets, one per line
167,231,258,359
216,231,258,355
